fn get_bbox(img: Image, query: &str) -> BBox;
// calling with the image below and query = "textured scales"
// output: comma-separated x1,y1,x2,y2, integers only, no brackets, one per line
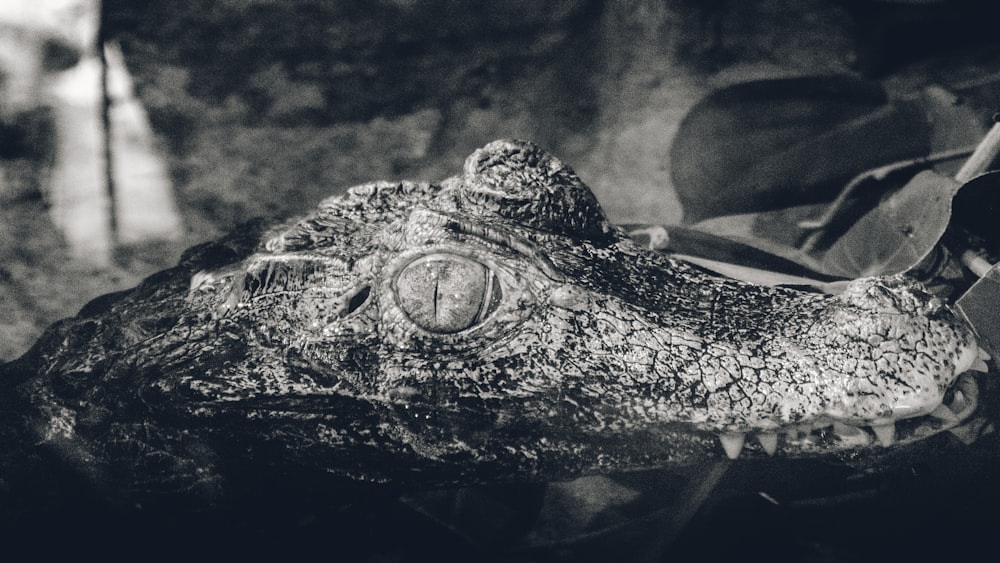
0,139,983,507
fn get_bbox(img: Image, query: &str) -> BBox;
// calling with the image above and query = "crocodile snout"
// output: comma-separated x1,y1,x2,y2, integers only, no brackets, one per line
784,275,987,453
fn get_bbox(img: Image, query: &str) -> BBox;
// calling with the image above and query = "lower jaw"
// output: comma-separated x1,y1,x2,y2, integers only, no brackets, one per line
716,371,987,460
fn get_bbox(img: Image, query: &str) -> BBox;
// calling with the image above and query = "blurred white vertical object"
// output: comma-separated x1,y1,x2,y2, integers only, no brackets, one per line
39,0,111,265
0,1,80,114
0,25,44,117
104,42,181,244
0,0,181,264
0,26,47,201
0,2,77,201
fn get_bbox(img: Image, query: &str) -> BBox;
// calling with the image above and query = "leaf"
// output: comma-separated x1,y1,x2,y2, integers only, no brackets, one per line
687,203,832,271
817,170,961,278
683,169,966,281
670,75,930,223
957,262,1000,358
532,475,642,536
951,170,1000,257
623,224,842,291
669,254,849,294
626,224,827,276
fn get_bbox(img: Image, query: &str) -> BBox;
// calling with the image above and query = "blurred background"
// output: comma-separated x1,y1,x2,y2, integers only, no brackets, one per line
2,0,1000,359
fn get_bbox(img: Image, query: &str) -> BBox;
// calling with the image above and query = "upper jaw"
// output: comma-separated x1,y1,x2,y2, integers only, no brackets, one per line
712,327,990,460
615,272,991,460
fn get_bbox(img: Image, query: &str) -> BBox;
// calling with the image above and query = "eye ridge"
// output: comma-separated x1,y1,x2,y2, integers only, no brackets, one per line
395,253,503,334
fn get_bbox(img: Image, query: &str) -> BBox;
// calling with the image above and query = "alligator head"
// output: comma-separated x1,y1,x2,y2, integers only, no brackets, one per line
0,140,987,505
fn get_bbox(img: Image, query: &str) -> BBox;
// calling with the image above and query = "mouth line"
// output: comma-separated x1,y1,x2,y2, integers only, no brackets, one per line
719,370,986,459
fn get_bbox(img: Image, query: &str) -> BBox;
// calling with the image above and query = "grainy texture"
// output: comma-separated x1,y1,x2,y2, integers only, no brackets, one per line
0,140,981,513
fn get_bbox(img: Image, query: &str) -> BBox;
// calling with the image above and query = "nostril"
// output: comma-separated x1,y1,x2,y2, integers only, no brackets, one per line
839,275,942,316
840,277,905,313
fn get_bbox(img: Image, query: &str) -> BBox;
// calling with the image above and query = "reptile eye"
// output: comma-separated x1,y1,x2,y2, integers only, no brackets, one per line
395,254,502,333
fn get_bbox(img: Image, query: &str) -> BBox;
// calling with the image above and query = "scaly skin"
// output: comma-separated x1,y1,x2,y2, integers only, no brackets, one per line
0,140,983,508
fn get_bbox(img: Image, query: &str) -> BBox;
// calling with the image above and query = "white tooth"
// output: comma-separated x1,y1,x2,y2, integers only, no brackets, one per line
955,344,981,374
950,375,980,418
929,404,959,423
871,423,896,447
757,432,778,456
720,433,745,459
970,358,990,373
951,389,966,411
978,346,991,360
